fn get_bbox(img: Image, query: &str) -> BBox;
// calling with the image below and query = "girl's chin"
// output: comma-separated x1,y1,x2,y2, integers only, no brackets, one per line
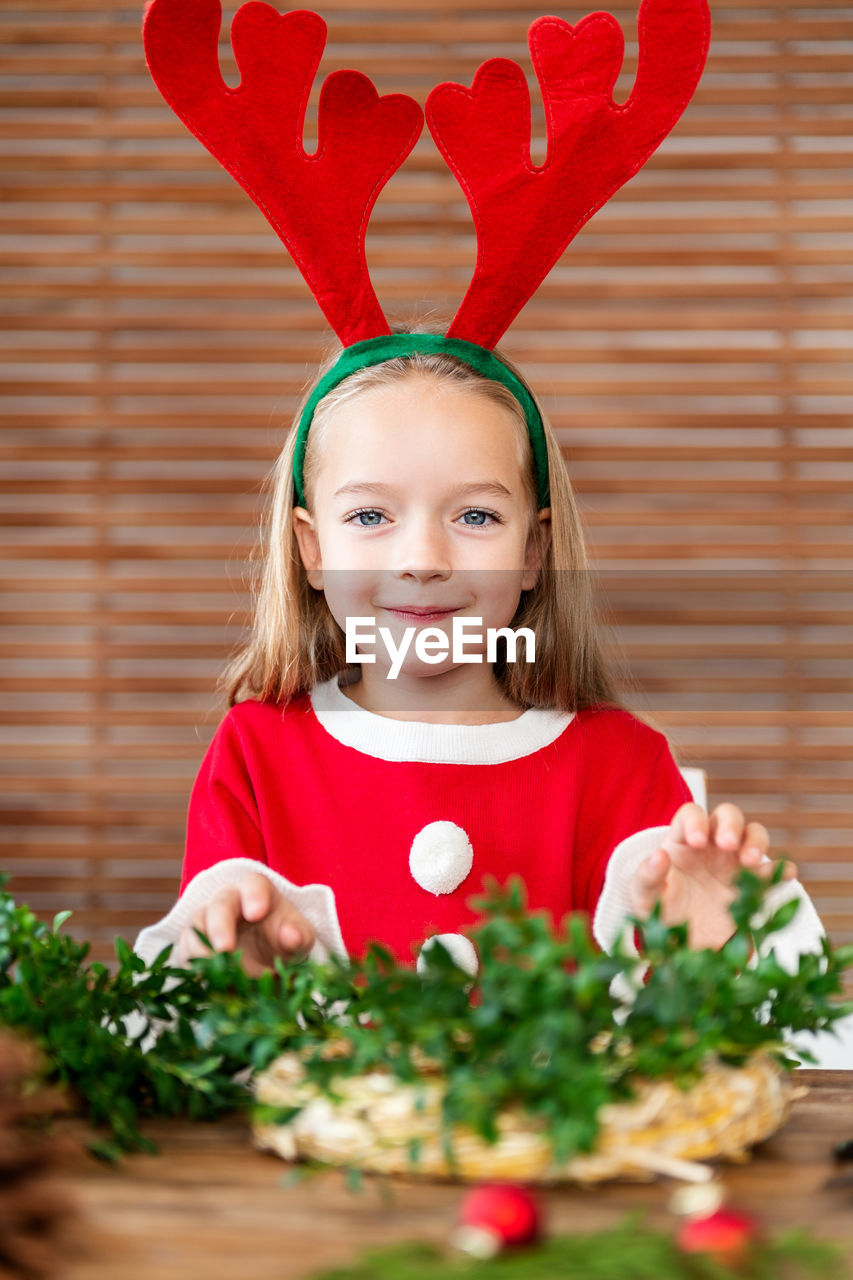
361,662,488,683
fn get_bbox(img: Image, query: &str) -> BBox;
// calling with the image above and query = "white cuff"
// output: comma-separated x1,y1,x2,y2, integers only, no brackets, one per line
793,1015,853,1070
133,858,348,968
592,826,827,969
593,827,669,955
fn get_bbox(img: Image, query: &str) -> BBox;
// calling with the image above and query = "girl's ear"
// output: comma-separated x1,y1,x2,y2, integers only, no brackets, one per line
291,507,324,589
522,507,551,590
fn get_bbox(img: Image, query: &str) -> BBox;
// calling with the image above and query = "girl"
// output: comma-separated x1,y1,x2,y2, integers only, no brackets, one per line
136,0,850,1065
134,335,823,980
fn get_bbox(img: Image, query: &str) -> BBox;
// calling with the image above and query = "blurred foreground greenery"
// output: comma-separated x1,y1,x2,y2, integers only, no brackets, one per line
0,868,850,1164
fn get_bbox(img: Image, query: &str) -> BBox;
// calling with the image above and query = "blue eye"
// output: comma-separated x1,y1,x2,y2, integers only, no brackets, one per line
346,508,386,527
460,508,501,527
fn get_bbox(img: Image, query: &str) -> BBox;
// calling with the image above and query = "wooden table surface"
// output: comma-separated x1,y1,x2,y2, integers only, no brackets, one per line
54,1070,853,1280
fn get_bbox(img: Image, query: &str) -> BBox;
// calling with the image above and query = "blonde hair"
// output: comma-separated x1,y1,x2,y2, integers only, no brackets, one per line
222,337,622,714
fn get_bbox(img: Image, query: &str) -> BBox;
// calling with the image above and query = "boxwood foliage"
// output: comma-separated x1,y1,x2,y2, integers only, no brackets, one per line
0,867,850,1164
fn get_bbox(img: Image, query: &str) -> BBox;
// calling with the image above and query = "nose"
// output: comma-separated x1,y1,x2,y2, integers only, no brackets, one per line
392,515,452,582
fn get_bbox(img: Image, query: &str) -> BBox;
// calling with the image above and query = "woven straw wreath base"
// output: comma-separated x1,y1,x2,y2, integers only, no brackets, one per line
252,1050,800,1184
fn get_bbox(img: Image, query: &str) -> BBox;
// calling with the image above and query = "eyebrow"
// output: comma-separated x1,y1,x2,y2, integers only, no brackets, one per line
333,480,513,500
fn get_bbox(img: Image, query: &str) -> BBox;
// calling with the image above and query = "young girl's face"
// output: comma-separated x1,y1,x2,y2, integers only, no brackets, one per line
292,375,551,689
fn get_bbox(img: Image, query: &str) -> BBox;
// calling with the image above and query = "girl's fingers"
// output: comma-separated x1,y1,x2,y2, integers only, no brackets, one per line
664,803,709,852
238,872,275,923
739,821,770,868
178,911,218,962
266,900,316,957
177,876,316,971
631,848,671,914
733,823,796,881
708,803,745,852
239,875,314,957
204,888,245,951
196,875,276,952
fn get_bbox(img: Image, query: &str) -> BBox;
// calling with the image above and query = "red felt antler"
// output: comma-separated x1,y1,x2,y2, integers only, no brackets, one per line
143,0,423,346
427,0,711,349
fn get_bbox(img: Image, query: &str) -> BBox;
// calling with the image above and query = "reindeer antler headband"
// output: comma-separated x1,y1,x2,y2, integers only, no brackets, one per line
143,0,711,508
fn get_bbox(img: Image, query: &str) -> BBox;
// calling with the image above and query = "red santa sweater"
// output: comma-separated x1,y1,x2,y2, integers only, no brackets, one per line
177,673,691,965
128,672,838,1059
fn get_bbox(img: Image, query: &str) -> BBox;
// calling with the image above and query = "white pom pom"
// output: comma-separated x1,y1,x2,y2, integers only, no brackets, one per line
408,820,474,895
417,933,479,977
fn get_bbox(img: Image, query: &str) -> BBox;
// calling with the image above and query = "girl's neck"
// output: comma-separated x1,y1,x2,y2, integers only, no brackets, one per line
337,666,525,725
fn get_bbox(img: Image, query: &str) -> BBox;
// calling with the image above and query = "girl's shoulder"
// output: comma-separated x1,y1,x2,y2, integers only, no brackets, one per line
216,691,315,741
570,703,673,757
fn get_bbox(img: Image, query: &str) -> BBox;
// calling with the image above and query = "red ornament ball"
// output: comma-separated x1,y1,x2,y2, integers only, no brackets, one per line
677,1208,758,1263
459,1184,540,1249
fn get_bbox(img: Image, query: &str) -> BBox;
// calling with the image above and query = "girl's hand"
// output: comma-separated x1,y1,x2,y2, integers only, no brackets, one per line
629,802,798,950
176,872,316,976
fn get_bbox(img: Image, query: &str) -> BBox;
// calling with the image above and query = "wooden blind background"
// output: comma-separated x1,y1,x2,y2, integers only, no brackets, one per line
2,0,851,965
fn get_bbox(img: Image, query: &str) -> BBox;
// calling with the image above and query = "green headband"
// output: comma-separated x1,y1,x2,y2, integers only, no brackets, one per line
292,334,550,510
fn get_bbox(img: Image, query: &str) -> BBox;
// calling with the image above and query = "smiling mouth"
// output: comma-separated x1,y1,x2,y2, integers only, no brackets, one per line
380,606,464,621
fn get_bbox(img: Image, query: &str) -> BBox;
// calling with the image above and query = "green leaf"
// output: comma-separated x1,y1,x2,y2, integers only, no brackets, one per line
766,897,802,935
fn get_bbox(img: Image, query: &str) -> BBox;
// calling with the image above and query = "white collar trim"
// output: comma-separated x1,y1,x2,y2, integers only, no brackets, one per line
309,674,573,764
